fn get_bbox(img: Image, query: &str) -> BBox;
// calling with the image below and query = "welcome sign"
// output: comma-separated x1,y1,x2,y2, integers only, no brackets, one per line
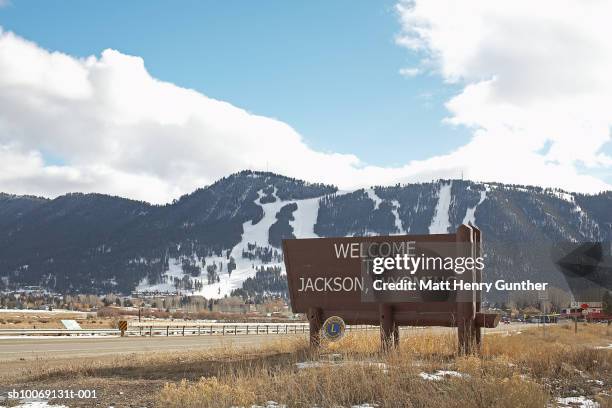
282,224,500,352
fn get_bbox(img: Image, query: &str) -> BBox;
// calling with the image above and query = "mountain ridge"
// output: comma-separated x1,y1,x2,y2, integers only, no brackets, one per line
0,170,610,301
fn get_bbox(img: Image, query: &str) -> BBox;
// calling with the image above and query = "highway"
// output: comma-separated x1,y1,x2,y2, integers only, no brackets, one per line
0,323,531,364
0,333,302,363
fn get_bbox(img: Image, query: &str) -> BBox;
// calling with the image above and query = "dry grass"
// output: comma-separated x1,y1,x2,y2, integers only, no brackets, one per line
1,336,309,384
155,324,611,408
0,311,113,329
3,324,611,407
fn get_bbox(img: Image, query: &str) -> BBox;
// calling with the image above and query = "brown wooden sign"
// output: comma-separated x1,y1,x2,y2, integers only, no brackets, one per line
282,224,499,353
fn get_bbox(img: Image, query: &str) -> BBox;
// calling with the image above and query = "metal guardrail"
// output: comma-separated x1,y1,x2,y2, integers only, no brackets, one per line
132,323,310,337
0,329,121,335
0,324,378,337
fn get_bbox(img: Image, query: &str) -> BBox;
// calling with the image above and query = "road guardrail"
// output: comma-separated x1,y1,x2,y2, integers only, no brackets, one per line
0,323,379,337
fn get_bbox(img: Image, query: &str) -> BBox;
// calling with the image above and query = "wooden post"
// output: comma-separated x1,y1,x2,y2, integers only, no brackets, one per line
166,326,169,336
457,302,478,354
182,326,185,336
574,317,578,333
393,324,399,348
379,303,394,351
456,225,478,354
473,226,483,349
308,307,322,348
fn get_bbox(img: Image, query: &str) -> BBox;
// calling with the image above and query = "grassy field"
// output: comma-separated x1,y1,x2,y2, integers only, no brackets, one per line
0,310,112,329
1,323,610,407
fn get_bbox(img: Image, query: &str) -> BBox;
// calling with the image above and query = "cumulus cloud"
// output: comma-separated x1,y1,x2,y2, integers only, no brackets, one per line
395,0,612,191
0,29,366,202
1,5,611,204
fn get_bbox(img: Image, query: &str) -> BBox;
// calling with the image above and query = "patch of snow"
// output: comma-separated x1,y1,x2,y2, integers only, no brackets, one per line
3,401,67,408
295,360,388,372
365,188,382,210
390,200,404,235
462,190,487,226
295,361,325,369
556,396,600,408
429,182,452,234
419,372,443,381
419,370,465,381
290,197,320,239
249,402,286,408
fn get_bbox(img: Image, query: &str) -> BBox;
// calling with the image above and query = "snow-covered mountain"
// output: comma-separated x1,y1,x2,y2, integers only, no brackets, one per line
0,171,610,300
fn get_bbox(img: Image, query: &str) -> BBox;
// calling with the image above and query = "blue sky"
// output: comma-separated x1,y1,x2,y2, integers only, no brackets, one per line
0,1,610,202
0,0,468,168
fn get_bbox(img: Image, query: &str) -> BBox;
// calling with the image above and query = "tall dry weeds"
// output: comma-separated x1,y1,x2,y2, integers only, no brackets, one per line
157,325,611,407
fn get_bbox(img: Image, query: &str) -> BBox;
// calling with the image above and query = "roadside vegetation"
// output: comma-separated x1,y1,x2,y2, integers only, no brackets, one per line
157,324,611,408
2,323,610,407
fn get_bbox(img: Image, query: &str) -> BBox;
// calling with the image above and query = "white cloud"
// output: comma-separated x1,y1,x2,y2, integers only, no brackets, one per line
0,9,611,204
395,0,612,190
0,29,365,203
0,0,10,8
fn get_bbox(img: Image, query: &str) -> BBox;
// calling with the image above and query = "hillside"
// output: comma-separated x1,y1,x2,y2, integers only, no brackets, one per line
0,171,610,301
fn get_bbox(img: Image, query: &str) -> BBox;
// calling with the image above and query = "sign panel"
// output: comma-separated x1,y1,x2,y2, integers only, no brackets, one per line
283,224,499,352
118,320,128,333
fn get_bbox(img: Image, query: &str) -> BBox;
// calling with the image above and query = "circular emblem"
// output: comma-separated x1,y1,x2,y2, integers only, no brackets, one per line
322,316,346,341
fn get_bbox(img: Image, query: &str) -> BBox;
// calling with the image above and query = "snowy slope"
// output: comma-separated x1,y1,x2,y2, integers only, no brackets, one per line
365,188,382,210
462,190,487,226
390,200,404,234
290,197,320,239
366,188,404,235
136,188,322,298
429,182,453,234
